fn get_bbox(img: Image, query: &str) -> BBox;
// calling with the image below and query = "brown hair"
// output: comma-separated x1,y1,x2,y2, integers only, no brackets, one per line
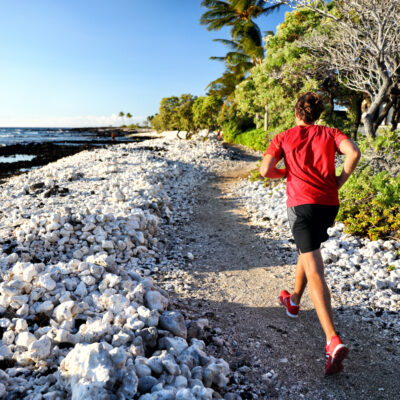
295,92,324,124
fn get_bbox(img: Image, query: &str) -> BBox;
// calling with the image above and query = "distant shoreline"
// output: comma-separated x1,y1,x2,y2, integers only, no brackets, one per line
67,126,154,136
0,129,158,184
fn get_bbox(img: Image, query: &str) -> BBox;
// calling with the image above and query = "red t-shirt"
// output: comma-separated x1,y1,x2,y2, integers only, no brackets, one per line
265,125,349,208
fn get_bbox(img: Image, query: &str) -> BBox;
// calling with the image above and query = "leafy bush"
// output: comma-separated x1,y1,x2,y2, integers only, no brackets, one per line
372,128,400,154
232,128,272,151
221,120,240,144
222,127,273,151
337,166,400,240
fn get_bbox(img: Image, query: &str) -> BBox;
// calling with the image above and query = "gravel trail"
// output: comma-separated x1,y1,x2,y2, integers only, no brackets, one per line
165,145,400,400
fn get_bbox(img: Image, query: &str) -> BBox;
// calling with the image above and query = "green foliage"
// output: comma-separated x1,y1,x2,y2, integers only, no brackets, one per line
234,6,359,134
148,114,164,133
177,94,197,132
221,107,255,144
201,1,283,105
200,0,282,64
234,8,322,131
193,96,223,131
149,94,197,133
230,127,272,151
337,166,400,241
221,120,241,143
372,129,400,154
387,265,395,272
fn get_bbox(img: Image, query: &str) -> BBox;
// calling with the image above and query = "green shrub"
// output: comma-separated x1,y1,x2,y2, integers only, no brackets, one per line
232,128,272,152
221,120,240,144
337,166,400,240
223,126,274,151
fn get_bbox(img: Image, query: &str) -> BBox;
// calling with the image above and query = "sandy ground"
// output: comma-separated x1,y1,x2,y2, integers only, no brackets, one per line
162,145,400,399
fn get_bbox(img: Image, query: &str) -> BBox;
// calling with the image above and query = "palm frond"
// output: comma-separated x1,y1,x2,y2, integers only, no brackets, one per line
259,3,283,17
225,51,252,65
210,56,228,61
200,11,238,29
213,38,241,50
201,0,229,8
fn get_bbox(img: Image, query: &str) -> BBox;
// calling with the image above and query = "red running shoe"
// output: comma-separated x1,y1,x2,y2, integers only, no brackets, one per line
279,290,299,318
325,335,349,376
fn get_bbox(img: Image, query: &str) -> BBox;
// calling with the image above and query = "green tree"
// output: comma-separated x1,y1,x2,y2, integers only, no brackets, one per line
159,96,180,130
193,95,223,132
279,0,400,137
176,94,197,133
118,111,125,126
126,112,132,125
201,0,282,105
148,114,164,132
149,94,198,133
235,6,360,135
207,38,254,106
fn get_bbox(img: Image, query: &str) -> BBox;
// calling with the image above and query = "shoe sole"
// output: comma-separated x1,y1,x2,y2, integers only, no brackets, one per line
286,309,298,318
325,345,349,376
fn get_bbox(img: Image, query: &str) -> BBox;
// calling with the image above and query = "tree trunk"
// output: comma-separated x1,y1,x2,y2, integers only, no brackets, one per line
390,96,400,131
350,94,363,141
362,82,392,137
264,104,269,132
361,62,395,137
372,99,394,133
362,114,376,138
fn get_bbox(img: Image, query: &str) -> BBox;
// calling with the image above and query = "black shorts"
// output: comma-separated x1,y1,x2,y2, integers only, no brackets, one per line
287,204,339,253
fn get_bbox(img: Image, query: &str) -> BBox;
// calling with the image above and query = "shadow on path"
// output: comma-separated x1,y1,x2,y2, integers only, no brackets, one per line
174,159,400,400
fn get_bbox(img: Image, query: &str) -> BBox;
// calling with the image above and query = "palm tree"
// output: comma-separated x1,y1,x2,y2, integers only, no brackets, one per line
126,112,132,126
201,1,281,108
118,111,125,126
200,0,281,64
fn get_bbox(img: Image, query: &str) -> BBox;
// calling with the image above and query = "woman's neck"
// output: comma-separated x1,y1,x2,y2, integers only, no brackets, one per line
296,120,314,127
295,114,315,126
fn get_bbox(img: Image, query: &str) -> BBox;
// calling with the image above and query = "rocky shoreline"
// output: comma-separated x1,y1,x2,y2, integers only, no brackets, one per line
0,134,156,183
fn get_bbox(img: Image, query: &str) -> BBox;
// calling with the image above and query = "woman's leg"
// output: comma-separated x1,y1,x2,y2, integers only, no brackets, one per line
291,254,307,305
300,249,336,342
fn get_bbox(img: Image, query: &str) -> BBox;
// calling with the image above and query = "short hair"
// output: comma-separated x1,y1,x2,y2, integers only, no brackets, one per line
295,92,324,124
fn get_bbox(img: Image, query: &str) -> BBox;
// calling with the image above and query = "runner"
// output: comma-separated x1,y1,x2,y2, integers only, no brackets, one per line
259,92,361,375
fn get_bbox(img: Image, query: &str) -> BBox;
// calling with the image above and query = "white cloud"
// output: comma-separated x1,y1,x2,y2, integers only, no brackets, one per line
0,114,146,128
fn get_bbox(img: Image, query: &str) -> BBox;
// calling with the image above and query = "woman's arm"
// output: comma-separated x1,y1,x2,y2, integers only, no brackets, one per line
336,139,361,189
259,154,286,179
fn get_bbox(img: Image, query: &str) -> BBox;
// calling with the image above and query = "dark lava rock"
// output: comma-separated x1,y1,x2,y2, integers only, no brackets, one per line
138,376,158,394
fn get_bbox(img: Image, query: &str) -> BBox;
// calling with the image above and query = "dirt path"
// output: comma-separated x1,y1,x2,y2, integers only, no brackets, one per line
167,147,400,399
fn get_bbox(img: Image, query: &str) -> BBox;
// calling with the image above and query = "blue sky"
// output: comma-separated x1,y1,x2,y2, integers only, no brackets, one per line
0,1,290,127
